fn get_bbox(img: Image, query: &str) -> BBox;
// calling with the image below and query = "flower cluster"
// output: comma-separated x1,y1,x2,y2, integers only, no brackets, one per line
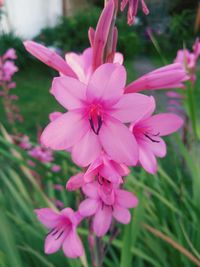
174,38,200,84
25,0,188,259
166,39,200,115
17,134,61,173
0,49,23,124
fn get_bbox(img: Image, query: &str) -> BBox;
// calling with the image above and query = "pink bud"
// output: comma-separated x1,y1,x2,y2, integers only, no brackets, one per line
66,173,84,191
23,41,77,78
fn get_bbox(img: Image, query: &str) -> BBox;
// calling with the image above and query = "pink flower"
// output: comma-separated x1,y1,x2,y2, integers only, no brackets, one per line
51,165,61,172
83,153,129,184
28,146,53,163
65,47,123,84
120,0,149,25
174,39,200,83
3,49,17,60
2,61,18,81
41,63,154,167
23,41,77,78
35,208,84,258
66,153,129,190
79,180,138,236
125,63,189,93
19,135,32,150
0,0,3,7
130,100,183,174
66,173,85,191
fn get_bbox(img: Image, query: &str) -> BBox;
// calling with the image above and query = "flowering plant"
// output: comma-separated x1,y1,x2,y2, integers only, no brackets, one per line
24,0,188,264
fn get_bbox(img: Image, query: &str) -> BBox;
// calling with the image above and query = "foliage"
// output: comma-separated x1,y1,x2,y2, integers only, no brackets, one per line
34,7,141,59
0,33,32,68
0,125,200,267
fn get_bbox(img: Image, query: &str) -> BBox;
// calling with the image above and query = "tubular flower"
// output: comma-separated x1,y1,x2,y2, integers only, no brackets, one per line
79,180,138,237
120,0,149,25
41,63,154,167
174,39,200,83
125,63,189,94
23,41,77,78
35,208,84,258
130,100,183,174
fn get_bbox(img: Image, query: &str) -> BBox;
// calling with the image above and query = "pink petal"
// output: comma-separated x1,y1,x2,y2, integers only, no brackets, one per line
84,157,102,182
41,111,89,150
72,129,101,167
35,208,59,228
49,111,62,122
82,182,99,199
45,232,64,254
79,199,99,217
145,137,167,158
139,145,157,174
144,113,183,136
23,41,77,78
62,231,84,258
87,63,126,105
88,27,95,47
65,48,93,84
111,94,155,123
65,52,84,82
99,116,138,166
115,189,138,208
51,77,86,110
93,206,112,237
113,52,124,65
111,161,130,176
66,173,84,191
125,63,188,93
100,157,122,183
112,205,131,224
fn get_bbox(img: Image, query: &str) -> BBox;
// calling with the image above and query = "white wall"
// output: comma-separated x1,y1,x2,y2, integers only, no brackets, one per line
1,0,62,39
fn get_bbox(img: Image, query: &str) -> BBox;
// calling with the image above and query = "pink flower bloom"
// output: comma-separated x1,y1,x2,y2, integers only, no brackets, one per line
66,153,129,190
83,153,129,184
66,47,123,84
130,100,183,174
41,63,154,167
166,91,184,99
35,208,84,258
66,173,85,191
54,184,64,191
28,146,53,163
23,41,77,78
79,180,138,236
2,61,18,81
3,48,17,60
19,135,32,150
51,165,61,172
0,0,3,7
174,39,200,83
125,63,189,93
120,0,149,25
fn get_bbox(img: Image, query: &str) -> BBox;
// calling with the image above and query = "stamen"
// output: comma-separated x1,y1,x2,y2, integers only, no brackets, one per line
89,115,103,135
55,230,64,240
144,133,160,143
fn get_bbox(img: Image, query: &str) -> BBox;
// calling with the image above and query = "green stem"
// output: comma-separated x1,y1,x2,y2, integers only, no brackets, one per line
186,81,198,140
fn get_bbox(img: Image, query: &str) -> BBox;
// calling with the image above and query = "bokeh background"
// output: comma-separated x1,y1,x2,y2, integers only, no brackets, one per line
0,0,200,267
